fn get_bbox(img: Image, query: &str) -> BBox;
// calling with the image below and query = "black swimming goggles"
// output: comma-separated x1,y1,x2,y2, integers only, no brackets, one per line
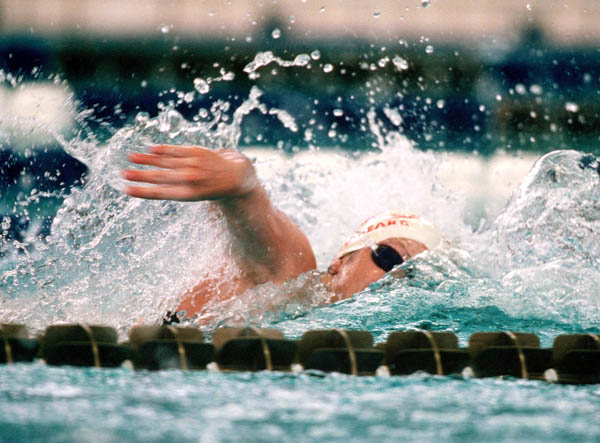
371,244,404,272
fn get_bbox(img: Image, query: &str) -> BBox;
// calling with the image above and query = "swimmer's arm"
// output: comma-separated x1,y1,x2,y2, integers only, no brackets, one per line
122,145,316,284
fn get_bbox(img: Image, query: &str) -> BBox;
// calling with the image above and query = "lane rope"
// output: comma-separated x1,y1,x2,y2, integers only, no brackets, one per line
0,326,13,365
80,325,100,368
248,327,273,371
505,331,528,379
422,330,443,376
166,326,188,370
335,329,358,376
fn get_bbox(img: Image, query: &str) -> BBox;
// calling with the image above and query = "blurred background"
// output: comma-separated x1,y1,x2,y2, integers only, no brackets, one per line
1,0,599,244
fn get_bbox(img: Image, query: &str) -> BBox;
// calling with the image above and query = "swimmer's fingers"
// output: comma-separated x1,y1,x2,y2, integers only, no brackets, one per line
127,153,189,169
150,144,212,158
124,184,215,201
121,168,194,184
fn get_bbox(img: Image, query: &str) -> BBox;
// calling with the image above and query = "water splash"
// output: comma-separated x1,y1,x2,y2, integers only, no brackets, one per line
243,51,311,76
1,53,599,340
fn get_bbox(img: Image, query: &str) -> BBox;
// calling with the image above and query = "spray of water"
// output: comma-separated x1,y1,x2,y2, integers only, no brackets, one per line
1,52,599,339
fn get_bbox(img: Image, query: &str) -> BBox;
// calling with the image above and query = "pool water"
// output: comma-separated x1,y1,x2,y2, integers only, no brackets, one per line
2,363,600,442
1,63,600,441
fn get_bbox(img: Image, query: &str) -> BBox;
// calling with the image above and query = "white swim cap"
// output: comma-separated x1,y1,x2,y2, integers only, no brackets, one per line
335,211,443,260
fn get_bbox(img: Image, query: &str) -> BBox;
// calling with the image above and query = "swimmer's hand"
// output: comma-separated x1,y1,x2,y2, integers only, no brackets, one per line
122,144,316,311
121,145,258,201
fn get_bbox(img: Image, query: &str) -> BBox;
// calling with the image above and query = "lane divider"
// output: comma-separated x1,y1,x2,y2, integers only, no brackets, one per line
1,323,599,384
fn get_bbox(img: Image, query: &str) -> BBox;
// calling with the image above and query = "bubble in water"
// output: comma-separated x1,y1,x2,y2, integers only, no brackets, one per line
565,102,579,113
425,45,434,54
495,94,502,101
310,50,321,60
333,109,344,117
271,28,281,39
392,55,409,71
140,80,148,88
421,0,430,7
323,64,334,73
373,10,381,18
320,6,325,12
288,15,295,24
193,78,210,94
159,24,171,34
526,3,532,11
515,84,527,95
436,99,445,109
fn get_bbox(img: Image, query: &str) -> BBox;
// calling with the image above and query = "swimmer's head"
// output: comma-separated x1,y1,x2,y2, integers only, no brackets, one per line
322,211,443,299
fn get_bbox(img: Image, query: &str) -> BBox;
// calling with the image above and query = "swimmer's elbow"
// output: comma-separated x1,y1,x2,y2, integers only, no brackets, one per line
287,238,317,278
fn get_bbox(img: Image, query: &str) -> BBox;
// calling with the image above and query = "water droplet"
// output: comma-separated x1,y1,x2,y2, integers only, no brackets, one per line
378,57,389,68
565,102,579,113
323,64,334,73
383,107,403,126
310,50,321,60
244,51,275,73
304,128,313,142
421,0,430,7
425,45,434,54
193,78,210,94
271,28,281,39
333,109,344,117
294,54,311,66
436,99,445,109
221,71,235,81
373,10,381,18
530,84,543,95
392,55,409,71
159,24,171,34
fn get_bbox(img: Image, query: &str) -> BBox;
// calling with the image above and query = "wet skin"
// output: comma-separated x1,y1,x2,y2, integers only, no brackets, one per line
122,145,428,317
321,237,428,299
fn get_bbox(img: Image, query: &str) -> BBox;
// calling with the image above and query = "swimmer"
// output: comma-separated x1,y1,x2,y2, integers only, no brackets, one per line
122,145,443,318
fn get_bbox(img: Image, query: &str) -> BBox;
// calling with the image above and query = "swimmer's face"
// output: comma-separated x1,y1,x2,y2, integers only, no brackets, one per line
322,237,427,299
